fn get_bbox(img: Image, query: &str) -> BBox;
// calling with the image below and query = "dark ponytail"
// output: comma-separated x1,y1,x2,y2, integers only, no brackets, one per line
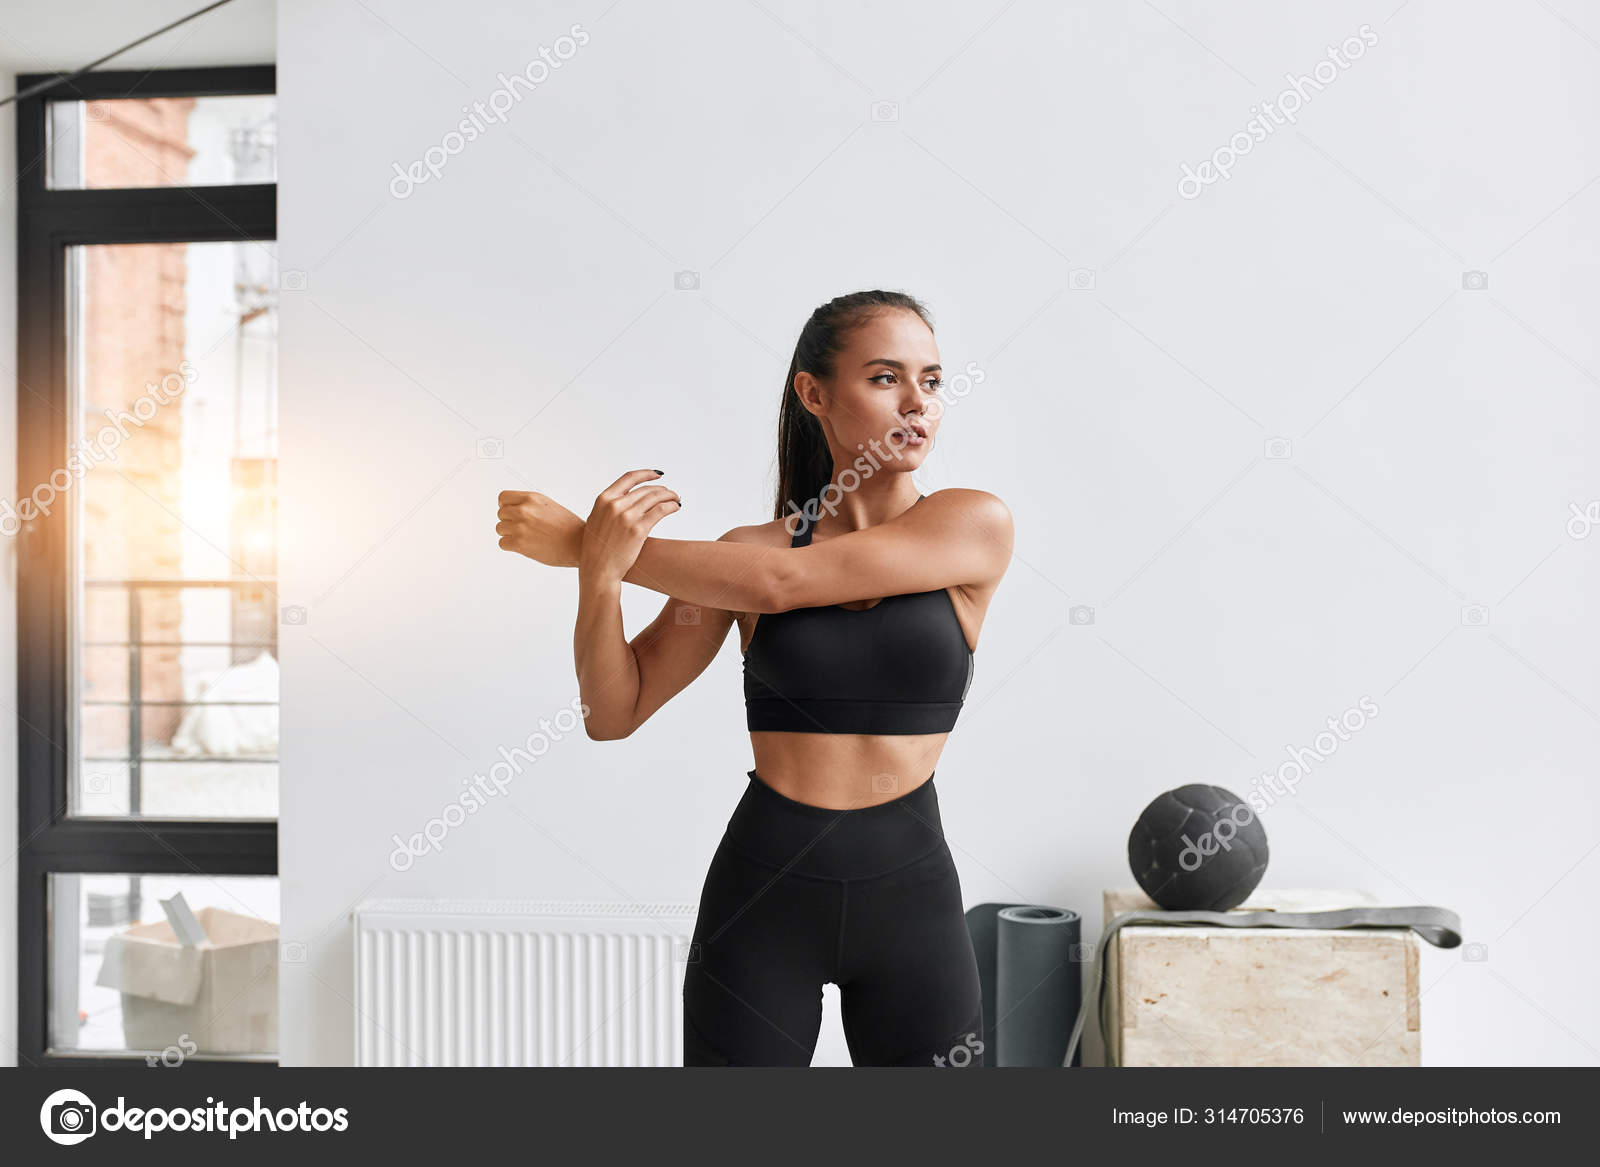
774,289,934,524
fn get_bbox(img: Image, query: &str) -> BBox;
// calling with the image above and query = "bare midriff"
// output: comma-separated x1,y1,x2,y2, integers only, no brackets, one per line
746,732,947,809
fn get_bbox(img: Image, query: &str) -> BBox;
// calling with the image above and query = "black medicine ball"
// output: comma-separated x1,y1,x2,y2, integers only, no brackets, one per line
1127,784,1268,911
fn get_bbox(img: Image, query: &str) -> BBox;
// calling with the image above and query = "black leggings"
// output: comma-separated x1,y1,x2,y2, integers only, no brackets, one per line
682,769,984,1067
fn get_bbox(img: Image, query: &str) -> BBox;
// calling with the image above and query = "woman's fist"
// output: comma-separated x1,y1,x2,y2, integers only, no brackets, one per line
496,490,586,567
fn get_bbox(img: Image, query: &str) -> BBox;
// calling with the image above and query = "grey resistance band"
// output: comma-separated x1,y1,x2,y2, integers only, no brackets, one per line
1063,906,1463,1067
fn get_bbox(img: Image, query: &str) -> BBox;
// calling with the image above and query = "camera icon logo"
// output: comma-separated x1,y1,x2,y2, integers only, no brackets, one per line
476,436,504,460
675,940,701,963
870,772,899,794
1068,268,1096,291
1462,941,1488,963
675,605,701,626
86,103,110,122
1264,437,1292,460
674,270,700,291
281,940,308,963
281,269,308,292
1069,604,1095,626
40,1088,97,1145
280,604,308,626
1461,270,1488,291
871,101,899,122
1460,604,1489,627
1070,942,1095,961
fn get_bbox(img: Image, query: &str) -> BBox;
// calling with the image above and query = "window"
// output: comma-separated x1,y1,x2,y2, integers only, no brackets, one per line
46,94,277,189
15,65,278,1066
69,240,280,821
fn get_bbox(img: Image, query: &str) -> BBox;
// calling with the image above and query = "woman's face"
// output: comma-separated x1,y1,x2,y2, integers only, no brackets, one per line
802,309,944,468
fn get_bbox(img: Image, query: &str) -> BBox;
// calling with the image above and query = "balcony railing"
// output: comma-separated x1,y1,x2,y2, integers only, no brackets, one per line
81,578,278,816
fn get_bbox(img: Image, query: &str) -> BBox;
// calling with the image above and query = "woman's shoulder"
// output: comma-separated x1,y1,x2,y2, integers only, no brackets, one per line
717,489,1010,546
918,488,1013,539
716,516,794,549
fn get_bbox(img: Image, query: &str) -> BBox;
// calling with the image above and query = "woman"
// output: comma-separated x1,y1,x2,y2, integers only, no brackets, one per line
496,290,1014,1066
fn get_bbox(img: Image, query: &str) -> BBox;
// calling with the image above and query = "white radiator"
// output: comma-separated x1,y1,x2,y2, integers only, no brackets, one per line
352,898,698,1067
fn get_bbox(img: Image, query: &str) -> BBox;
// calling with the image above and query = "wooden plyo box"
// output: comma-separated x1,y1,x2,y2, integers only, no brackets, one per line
1101,889,1420,1066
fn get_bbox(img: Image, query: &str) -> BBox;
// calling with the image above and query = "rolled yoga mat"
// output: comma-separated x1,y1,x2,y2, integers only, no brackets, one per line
995,905,1082,1067
963,902,1025,1060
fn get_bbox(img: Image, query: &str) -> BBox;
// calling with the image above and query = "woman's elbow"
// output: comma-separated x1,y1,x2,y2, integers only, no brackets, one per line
584,715,635,741
580,702,637,740
752,562,792,614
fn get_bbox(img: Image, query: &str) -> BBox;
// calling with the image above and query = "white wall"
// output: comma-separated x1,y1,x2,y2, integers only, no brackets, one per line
278,0,1600,1067
0,0,276,1067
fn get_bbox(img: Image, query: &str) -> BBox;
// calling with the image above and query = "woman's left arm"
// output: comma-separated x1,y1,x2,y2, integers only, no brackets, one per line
499,482,1012,612
624,489,1013,611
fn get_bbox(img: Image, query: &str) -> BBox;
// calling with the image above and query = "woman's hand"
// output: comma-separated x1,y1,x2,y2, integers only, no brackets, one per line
497,490,587,567
576,470,682,584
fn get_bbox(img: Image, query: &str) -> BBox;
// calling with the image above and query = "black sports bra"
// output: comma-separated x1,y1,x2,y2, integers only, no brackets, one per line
742,494,975,734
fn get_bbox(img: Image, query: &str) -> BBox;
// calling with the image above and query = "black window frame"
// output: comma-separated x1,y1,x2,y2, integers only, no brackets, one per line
14,64,278,1068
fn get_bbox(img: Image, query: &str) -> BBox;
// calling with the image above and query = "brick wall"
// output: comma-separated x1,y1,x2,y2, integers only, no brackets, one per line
79,98,196,756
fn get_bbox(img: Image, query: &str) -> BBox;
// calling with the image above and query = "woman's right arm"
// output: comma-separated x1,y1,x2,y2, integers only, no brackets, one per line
573,535,749,740
502,469,752,740
573,569,638,740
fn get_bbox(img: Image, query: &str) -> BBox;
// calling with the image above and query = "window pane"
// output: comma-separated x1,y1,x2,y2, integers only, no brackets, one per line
49,874,279,1059
47,94,276,189
68,240,279,819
